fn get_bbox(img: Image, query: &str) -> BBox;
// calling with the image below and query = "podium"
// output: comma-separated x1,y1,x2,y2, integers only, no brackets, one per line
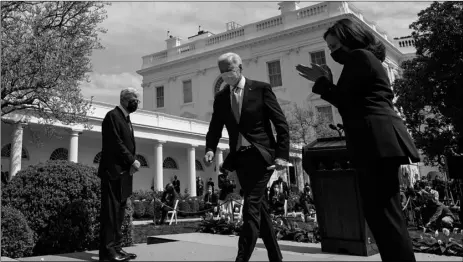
302,137,378,256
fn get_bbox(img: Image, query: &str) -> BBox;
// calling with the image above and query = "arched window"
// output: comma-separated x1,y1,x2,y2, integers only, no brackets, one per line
50,148,68,161
213,77,225,95
163,157,178,169
136,154,149,168
195,160,204,171
1,143,29,160
93,152,102,164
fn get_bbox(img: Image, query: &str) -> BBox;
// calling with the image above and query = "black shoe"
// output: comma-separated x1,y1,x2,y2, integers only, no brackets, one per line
99,252,130,262
116,248,137,259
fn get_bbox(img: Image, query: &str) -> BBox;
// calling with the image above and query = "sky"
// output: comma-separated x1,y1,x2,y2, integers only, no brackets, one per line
81,1,431,106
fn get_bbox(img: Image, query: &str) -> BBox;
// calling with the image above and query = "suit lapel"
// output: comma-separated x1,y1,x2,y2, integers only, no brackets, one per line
115,107,136,150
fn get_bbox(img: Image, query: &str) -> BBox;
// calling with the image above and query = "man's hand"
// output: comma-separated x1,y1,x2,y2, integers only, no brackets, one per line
274,158,289,171
133,160,141,170
203,151,215,166
130,160,141,176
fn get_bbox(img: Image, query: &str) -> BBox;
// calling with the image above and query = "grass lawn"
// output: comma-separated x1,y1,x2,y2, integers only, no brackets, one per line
133,222,200,244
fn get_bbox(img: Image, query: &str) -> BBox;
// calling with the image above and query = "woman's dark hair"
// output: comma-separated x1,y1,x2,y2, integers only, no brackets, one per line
323,18,386,62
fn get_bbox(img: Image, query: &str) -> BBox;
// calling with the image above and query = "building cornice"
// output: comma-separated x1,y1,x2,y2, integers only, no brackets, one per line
137,18,340,76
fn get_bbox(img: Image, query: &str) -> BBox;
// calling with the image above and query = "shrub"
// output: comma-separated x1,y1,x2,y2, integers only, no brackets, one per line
178,200,190,217
1,205,35,258
144,200,155,218
1,160,133,256
133,200,146,218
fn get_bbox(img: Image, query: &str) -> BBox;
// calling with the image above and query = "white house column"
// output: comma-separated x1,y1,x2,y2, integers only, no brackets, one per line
215,148,224,176
154,140,166,191
9,122,25,179
188,145,197,197
68,129,83,163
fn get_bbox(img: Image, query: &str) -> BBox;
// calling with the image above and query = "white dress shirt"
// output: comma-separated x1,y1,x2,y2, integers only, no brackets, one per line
230,76,251,148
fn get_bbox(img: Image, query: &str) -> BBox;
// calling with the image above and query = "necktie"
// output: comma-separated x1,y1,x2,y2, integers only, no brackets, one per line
231,86,243,148
126,115,132,131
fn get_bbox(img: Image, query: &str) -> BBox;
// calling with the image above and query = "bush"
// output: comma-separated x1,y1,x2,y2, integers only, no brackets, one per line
178,200,190,217
133,200,146,218
1,160,133,256
144,200,155,218
1,205,35,258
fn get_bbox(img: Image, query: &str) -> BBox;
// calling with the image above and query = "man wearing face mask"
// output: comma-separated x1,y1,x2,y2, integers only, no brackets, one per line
204,52,290,262
296,19,420,262
98,88,141,262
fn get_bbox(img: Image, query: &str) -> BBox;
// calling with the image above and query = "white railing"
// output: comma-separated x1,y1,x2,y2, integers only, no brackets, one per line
206,28,245,46
296,3,328,19
256,16,283,31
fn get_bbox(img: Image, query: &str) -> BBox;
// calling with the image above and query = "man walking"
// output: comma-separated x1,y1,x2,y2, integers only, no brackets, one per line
98,88,140,262
204,52,290,262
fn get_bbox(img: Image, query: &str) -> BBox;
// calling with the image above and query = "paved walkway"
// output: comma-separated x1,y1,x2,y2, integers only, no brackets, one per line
11,233,462,261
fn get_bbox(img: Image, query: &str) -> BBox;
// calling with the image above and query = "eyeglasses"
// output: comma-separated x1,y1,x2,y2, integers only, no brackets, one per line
220,68,240,78
129,99,141,104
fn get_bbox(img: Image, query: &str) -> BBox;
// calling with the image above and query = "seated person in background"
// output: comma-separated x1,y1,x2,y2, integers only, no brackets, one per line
424,184,439,202
204,185,218,216
270,175,290,200
424,198,455,229
300,183,315,215
270,184,286,216
159,183,178,224
218,166,236,216
207,178,215,193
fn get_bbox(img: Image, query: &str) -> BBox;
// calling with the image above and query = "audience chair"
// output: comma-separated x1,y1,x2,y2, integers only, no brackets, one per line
167,199,179,225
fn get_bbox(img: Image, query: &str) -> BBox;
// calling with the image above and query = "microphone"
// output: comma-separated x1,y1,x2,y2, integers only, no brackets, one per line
336,124,344,130
328,123,343,138
329,124,337,130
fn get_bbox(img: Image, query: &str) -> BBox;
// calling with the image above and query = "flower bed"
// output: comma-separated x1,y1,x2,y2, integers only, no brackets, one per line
196,216,321,243
196,215,463,256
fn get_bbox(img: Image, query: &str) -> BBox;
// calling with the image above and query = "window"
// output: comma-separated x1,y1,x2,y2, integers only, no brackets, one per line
310,51,326,66
163,157,178,169
1,144,29,159
195,160,204,171
156,86,164,108
93,152,102,164
50,148,69,161
267,60,282,87
317,105,333,123
136,154,149,168
183,80,193,103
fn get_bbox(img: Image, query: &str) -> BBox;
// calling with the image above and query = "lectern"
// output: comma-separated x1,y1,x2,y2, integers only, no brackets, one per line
302,136,378,256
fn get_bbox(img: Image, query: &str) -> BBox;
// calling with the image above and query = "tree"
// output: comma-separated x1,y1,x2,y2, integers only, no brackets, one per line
1,2,110,127
282,102,338,146
393,1,463,167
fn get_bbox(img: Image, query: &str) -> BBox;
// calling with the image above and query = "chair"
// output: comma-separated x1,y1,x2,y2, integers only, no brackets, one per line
167,199,179,225
232,199,244,221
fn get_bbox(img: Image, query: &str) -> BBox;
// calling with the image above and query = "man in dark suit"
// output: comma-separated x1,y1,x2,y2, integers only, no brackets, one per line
98,88,140,262
204,52,290,262
172,175,180,194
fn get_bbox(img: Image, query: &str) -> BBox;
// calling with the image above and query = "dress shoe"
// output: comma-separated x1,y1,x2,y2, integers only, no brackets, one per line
116,248,137,259
99,253,130,262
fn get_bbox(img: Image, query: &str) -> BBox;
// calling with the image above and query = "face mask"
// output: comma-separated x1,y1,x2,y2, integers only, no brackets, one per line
221,71,240,86
330,48,349,65
127,101,138,113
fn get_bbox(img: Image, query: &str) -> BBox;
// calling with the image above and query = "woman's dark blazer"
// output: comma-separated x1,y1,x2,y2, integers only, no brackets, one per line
313,49,420,166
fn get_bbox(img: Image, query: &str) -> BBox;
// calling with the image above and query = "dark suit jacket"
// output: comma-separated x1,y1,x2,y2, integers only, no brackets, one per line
98,107,136,198
205,78,290,171
313,49,420,165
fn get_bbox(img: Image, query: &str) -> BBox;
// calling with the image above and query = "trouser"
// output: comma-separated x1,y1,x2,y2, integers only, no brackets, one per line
357,159,416,262
235,147,282,262
99,177,127,255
